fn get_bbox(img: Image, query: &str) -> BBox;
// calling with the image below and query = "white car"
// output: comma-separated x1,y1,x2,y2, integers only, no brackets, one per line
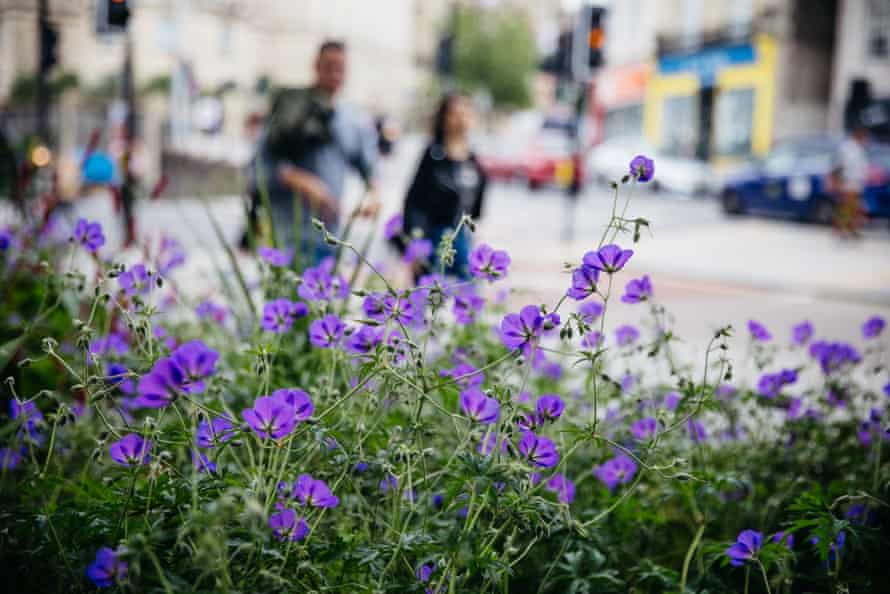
586,135,717,196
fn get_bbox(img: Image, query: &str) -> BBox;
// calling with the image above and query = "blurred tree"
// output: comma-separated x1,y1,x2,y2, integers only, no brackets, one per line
9,72,79,107
450,6,536,109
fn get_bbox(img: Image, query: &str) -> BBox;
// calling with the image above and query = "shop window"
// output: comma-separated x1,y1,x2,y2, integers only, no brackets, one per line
661,95,698,158
868,0,890,58
714,87,754,157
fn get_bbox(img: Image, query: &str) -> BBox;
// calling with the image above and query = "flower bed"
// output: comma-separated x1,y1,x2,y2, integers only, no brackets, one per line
0,159,888,593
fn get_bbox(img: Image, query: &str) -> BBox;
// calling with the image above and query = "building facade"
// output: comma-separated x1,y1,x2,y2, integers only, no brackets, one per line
642,0,837,163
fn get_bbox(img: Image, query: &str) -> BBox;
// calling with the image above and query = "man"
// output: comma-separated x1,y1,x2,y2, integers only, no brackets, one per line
251,40,379,262
834,123,869,237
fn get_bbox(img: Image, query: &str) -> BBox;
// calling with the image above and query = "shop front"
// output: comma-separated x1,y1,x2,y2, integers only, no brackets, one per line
644,34,777,163
592,62,652,142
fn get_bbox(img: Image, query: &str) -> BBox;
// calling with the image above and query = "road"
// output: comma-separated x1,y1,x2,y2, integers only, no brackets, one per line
15,135,890,358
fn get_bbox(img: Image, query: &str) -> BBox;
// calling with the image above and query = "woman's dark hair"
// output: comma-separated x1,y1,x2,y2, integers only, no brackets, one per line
431,91,469,145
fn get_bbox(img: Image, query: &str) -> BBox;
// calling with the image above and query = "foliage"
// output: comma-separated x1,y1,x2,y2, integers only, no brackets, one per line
0,164,888,593
450,6,538,109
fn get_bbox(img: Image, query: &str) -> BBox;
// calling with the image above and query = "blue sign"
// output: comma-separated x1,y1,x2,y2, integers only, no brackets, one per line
659,43,756,87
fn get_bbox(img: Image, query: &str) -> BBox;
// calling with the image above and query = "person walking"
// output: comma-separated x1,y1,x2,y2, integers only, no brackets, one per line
401,92,487,279
834,123,869,238
249,40,379,264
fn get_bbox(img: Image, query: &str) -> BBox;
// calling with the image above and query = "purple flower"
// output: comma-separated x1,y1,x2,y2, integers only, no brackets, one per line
629,154,655,182
747,320,772,342
89,333,129,360
171,339,219,394
792,320,813,346
0,228,12,251
615,324,640,347
118,264,152,296
594,454,637,490
292,474,340,508
858,408,890,447
621,275,653,304
726,530,763,566
478,432,508,456
469,244,511,281
583,244,633,274
536,394,565,422
811,341,861,375
261,299,308,333
344,325,384,355
271,388,314,422
362,293,388,322
242,396,297,440
109,434,152,467
258,246,293,267
687,419,707,443
517,431,560,468
136,357,185,408
863,315,886,339
500,305,544,351
566,265,600,301
192,450,217,473
403,238,433,264
631,417,657,440
756,369,797,398
578,300,604,324
309,314,346,348
383,213,403,240
715,383,737,399
383,294,416,325
158,237,186,275
772,531,794,550
416,562,436,584
298,265,348,302
663,391,681,411
86,547,128,588
379,474,399,493
73,218,105,252
0,447,24,470
440,362,484,389
10,399,44,437
546,473,576,504
195,416,236,449
269,508,309,541
459,388,500,424
581,330,604,350
196,300,227,324
453,287,485,325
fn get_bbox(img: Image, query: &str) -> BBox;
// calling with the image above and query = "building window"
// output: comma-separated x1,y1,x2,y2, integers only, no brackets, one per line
714,87,754,157
868,0,890,58
661,95,698,157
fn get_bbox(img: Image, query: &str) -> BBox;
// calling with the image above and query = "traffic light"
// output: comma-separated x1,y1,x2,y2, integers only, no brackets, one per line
587,6,605,69
97,0,131,33
108,0,130,28
39,19,58,71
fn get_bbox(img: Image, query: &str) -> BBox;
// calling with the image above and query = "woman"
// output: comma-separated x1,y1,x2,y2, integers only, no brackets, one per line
402,92,487,278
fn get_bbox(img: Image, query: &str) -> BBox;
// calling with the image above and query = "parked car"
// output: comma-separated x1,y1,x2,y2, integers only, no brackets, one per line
720,135,890,223
587,135,716,196
519,129,576,190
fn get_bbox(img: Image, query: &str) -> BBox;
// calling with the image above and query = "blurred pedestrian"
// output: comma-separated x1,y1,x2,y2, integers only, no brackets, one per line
248,40,379,264
401,92,487,279
833,123,869,238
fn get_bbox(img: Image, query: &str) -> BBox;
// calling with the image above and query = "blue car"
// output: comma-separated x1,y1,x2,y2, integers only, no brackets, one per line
720,135,890,224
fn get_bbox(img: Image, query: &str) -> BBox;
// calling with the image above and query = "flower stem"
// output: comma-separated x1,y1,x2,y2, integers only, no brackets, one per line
679,522,705,592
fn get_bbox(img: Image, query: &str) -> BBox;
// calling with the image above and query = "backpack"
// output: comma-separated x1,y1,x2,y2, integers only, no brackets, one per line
264,87,335,163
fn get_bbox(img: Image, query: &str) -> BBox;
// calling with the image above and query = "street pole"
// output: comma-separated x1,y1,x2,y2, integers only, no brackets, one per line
36,0,50,142
120,31,137,246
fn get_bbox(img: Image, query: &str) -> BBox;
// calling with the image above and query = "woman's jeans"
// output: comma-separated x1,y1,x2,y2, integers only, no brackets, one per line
426,226,471,280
